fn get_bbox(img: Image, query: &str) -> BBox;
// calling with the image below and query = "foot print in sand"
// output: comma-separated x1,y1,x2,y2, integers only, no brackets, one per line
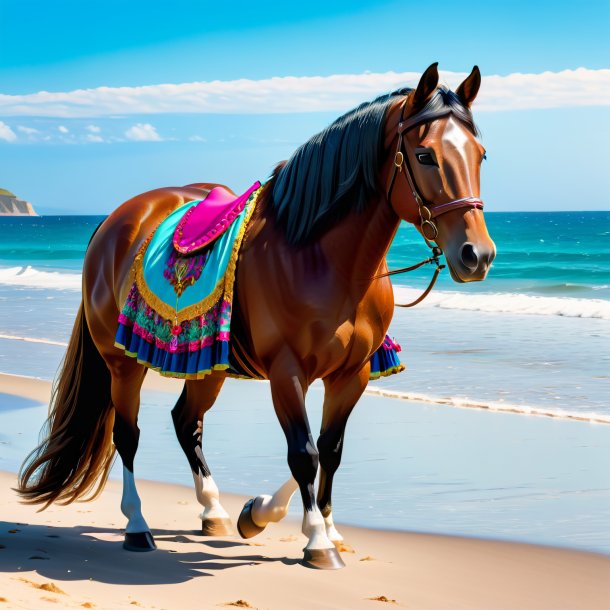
367,595,397,604
279,535,297,542
360,555,375,561
222,601,257,609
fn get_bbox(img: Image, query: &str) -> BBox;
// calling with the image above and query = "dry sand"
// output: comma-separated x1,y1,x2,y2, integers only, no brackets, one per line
1,374,609,610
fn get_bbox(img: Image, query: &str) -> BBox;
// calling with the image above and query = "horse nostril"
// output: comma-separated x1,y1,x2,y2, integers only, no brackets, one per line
459,243,479,270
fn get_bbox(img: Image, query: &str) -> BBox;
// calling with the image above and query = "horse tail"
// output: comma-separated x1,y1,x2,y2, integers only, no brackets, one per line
17,303,115,508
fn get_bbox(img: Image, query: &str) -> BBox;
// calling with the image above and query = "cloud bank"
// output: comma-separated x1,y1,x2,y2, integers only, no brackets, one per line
0,68,608,118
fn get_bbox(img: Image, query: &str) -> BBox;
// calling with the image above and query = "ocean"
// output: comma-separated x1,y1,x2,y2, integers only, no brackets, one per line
0,212,609,420
0,211,609,553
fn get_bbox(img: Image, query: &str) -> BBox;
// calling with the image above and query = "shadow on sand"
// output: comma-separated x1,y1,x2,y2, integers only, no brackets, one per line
0,521,299,585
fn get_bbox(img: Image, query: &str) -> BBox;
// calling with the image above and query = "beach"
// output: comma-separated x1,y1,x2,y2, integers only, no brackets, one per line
1,212,610,607
2,472,610,610
1,373,610,609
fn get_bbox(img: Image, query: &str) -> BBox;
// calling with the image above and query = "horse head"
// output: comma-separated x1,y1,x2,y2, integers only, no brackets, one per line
385,63,496,282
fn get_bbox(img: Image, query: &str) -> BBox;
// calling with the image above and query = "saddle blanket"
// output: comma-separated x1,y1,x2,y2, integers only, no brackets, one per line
114,181,404,381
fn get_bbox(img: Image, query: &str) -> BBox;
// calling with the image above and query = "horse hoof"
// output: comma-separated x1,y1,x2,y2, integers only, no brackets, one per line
123,531,156,552
237,498,266,539
201,517,235,537
302,547,346,570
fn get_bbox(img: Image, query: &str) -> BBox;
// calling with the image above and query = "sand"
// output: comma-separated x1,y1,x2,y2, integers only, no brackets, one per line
1,374,609,610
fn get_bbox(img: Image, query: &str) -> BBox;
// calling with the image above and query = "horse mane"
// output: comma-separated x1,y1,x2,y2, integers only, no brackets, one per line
268,85,478,246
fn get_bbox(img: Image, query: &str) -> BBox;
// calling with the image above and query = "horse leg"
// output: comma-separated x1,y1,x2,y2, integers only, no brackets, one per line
270,356,344,569
108,359,153,551
171,373,234,535
237,476,299,538
317,366,369,547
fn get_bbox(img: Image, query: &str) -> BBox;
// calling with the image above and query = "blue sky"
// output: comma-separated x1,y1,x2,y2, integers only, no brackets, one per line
0,0,608,213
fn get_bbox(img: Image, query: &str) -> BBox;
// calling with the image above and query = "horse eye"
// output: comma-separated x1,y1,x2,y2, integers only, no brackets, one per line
416,152,437,166
482,153,488,161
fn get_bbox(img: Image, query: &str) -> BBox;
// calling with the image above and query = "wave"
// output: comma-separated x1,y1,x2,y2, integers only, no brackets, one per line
0,266,81,291
364,387,610,425
393,286,610,320
1,266,609,320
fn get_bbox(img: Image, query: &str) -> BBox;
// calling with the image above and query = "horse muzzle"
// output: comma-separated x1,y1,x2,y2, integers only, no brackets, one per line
447,240,496,283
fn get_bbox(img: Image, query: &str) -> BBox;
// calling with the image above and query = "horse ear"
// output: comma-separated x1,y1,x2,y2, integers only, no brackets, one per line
456,66,481,108
410,63,440,112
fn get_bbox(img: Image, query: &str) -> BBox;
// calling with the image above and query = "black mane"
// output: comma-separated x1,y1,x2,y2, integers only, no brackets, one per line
269,86,477,246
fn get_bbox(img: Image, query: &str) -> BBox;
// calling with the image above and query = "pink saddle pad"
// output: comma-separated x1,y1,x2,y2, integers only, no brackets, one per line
173,181,261,254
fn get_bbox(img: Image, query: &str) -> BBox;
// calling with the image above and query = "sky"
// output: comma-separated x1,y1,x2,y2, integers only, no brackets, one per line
0,0,609,213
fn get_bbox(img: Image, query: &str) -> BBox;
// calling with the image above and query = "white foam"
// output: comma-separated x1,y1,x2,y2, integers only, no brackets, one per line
0,266,81,291
0,333,68,347
393,286,610,320
364,387,610,425
0,266,608,320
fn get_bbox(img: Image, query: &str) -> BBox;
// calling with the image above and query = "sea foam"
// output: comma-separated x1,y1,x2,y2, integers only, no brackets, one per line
364,387,610,425
0,266,81,290
393,286,610,320
1,265,609,320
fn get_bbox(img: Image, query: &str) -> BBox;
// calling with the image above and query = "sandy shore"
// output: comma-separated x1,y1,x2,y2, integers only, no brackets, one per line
1,373,610,609
1,471,610,610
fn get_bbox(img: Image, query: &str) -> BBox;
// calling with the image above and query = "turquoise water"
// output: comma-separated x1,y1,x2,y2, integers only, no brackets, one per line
0,212,609,418
389,211,610,299
1,212,609,295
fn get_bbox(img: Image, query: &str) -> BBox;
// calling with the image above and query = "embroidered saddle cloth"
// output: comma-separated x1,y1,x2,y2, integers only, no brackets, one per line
114,182,262,379
114,180,405,381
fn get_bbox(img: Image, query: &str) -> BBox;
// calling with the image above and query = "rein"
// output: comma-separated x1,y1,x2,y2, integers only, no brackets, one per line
380,98,484,308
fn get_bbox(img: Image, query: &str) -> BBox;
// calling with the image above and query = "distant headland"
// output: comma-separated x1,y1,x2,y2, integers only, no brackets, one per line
0,188,38,216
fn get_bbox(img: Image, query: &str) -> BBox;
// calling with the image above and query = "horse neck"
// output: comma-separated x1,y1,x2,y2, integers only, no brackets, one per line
321,195,401,287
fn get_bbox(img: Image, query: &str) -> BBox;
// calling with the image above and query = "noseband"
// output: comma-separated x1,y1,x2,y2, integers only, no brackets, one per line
380,99,484,307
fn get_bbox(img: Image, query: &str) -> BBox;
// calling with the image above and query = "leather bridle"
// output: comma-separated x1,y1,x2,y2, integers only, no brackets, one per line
380,98,485,307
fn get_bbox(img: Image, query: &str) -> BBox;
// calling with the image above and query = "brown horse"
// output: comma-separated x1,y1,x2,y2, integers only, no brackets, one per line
18,63,495,569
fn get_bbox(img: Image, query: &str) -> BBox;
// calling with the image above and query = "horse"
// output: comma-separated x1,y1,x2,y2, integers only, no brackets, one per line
17,63,495,569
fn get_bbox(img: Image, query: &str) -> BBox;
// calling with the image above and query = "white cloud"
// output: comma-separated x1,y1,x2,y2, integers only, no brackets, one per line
17,125,40,135
0,121,17,142
124,123,162,141
188,135,206,142
0,68,608,118
58,125,69,133
85,134,104,143
86,124,101,133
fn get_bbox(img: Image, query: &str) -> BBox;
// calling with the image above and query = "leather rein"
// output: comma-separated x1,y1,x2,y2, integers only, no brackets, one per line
380,99,484,307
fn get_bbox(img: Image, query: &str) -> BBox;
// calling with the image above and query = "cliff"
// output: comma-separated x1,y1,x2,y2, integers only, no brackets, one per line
0,189,38,216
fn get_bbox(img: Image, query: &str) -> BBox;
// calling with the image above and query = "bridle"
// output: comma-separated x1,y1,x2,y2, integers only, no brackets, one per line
381,97,484,307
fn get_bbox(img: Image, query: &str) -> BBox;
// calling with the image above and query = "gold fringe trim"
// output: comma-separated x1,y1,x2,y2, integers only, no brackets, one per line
132,185,263,324
368,363,406,380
